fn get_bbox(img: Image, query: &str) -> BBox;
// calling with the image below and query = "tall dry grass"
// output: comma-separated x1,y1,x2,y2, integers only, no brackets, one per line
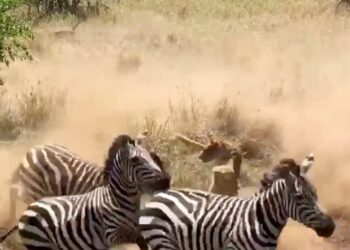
0,82,66,141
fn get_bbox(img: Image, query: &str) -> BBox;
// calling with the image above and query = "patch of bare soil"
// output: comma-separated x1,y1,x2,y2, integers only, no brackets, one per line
327,217,350,249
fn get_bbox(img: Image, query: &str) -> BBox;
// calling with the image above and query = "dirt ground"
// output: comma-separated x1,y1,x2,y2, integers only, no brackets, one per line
1,7,350,250
328,217,350,250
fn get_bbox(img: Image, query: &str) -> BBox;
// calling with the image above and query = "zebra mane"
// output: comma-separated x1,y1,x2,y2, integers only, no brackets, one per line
258,158,301,193
103,134,135,184
149,152,164,171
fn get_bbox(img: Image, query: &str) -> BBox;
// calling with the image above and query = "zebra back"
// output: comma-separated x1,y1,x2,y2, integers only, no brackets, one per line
16,143,104,202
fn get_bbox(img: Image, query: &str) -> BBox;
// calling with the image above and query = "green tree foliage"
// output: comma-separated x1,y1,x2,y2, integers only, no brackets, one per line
26,0,110,21
0,0,33,67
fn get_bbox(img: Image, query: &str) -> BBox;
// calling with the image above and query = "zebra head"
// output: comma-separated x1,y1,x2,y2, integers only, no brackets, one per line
259,153,315,193
284,170,335,238
104,134,171,194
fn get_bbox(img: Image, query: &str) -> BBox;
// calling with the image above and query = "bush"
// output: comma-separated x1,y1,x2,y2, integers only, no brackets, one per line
16,82,67,130
27,0,110,20
133,92,283,189
0,90,21,140
0,82,67,141
0,0,33,67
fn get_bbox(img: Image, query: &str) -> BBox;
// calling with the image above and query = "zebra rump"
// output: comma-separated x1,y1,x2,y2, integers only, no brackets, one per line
7,132,161,224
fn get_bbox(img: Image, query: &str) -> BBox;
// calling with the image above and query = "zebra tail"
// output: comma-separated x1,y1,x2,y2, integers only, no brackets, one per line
0,225,18,243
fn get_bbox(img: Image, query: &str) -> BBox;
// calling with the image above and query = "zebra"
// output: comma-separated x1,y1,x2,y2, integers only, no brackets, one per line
6,131,159,224
0,134,171,250
139,159,335,250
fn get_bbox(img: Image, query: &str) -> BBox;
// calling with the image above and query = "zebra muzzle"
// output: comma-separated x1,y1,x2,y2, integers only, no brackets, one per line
312,215,335,238
152,174,171,191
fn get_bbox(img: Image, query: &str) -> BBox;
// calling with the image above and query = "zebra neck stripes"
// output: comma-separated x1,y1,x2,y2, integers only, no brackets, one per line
255,181,290,236
106,166,139,213
237,182,290,247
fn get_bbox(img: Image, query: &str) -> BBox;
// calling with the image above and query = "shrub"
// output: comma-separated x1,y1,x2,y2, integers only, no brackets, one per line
27,0,110,20
0,82,67,141
133,92,283,189
16,82,67,130
0,89,21,140
0,0,33,67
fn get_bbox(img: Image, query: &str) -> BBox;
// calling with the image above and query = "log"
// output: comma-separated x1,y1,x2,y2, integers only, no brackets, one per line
209,165,238,196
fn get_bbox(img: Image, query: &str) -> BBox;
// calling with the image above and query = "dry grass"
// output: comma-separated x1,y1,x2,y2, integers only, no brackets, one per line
0,0,349,249
0,82,67,141
132,92,282,190
109,0,332,24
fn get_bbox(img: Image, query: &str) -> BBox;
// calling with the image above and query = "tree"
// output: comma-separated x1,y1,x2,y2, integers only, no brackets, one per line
0,0,33,67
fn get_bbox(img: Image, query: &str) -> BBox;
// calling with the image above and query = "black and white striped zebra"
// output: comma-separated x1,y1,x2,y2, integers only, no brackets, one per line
139,162,335,250
7,132,160,224
1,134,171,250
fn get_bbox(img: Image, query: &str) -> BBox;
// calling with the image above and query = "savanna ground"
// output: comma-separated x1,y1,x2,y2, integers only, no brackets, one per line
1,0,350,249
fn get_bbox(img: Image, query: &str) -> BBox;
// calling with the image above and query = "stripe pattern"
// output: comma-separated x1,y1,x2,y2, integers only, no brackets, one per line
8,136,163,223
139,164,335,250
15,134,171,250
13,144,104,203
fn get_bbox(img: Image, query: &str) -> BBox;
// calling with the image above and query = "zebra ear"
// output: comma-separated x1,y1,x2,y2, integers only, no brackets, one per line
300,153,314,175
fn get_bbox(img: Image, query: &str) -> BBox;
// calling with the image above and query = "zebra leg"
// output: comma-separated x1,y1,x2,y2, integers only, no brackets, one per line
142,233,178,250
107,228,149,250
7,168,21,225
135,234,148,250
147,239,178,250
5,184,21,227
112,229,177,250
8,184,35,225
9,185,20,221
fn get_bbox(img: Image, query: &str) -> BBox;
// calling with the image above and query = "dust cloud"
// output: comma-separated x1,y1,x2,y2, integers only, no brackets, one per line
1,10,350,249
